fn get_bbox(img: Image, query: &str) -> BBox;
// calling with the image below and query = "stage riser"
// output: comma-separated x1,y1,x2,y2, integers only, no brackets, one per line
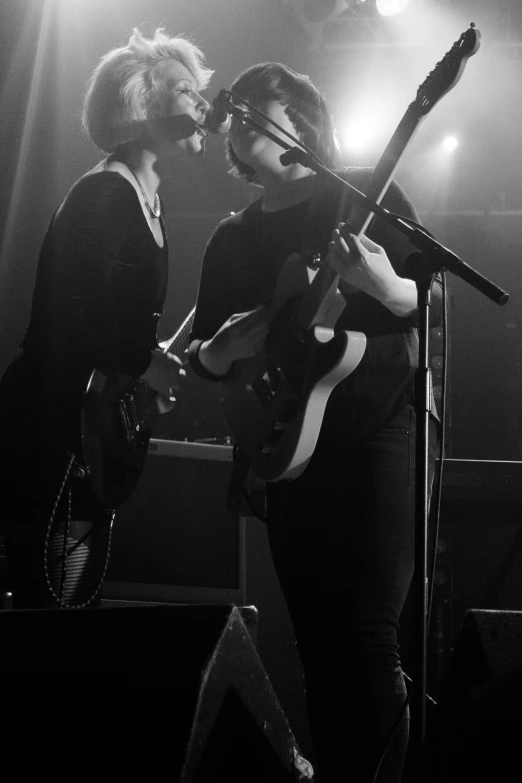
0,604,308,782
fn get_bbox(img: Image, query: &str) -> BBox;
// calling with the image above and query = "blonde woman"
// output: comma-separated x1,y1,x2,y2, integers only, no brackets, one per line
0,28,212,609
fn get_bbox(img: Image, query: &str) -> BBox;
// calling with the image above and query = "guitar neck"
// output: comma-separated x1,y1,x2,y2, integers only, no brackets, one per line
348,104,422,235
163,306,196,358
143,306,196,402
296,104,423,332
290,25,481,334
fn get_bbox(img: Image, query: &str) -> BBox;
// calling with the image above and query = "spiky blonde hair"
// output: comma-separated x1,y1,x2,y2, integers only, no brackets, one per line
82,27,213,152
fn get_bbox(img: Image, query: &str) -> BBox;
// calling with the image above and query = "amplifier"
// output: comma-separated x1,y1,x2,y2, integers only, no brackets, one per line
102,439,246,606
427,459,522,686
441,459,522,503
401,459,522,690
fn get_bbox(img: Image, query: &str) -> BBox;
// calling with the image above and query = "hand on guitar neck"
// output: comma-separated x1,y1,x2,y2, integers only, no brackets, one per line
329,225,418,318
140,347,186,411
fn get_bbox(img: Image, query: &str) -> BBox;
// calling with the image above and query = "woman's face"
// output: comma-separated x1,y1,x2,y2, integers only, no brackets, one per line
149,60,210,157
228,98,300,176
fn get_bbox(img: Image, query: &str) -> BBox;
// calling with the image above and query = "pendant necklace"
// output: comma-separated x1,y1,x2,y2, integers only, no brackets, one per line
122,162,161,219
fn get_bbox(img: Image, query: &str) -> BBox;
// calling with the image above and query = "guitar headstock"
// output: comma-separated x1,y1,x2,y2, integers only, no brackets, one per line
415,24,481,116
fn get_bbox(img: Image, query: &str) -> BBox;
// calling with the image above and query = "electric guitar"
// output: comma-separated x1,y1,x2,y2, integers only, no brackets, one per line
222,25,481,482
81,307,195,508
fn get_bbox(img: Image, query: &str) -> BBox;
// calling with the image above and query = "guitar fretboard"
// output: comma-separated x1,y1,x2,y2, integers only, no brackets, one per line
165,307,195,359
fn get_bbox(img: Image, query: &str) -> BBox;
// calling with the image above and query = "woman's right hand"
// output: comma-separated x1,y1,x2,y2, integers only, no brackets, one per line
140,348,186,401
198,305,269,377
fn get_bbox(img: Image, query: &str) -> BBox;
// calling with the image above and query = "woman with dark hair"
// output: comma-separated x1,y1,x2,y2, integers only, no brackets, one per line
225,63,342,183
189,62,441,782
0,28,212,610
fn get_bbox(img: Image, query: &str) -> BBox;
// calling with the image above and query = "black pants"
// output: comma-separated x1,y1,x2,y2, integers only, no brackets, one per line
266,405,439,783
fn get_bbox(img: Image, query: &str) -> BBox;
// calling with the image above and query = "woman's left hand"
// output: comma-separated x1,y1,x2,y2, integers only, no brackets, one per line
328,223,418,317
329,224,398,300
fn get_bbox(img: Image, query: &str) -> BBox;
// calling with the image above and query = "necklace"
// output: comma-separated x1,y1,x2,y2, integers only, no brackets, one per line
122,162,161,219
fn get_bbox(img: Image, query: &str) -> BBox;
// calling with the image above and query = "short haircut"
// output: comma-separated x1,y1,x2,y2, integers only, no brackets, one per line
82,27,213,153
226,62,341,184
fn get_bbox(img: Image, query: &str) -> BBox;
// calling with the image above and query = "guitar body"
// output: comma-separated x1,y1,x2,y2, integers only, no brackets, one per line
80,307,195,508
222,254,366,482
82,370,153,508
223,327,365,481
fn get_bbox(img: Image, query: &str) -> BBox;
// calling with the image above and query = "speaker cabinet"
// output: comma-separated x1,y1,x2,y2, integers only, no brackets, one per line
424,459,522,686
428,609,522,783
0,604,313,782
102,439,246,605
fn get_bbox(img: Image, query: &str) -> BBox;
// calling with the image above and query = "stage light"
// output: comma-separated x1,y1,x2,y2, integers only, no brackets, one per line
342,115,378,153
376,0,411,17
442,136,459,151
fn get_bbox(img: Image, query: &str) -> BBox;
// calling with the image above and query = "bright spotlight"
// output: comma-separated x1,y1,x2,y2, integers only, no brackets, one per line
376,0,411,17
442,136,459,151
342,116,378,153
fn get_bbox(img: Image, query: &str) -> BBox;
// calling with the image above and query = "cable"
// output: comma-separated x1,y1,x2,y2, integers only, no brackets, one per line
427,272,448,624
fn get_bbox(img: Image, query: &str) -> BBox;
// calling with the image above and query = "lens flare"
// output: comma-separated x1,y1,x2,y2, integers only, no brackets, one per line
442,136,459,152
376,0,411,17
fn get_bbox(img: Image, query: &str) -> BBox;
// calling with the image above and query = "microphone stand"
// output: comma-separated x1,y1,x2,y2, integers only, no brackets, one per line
230,104,510,772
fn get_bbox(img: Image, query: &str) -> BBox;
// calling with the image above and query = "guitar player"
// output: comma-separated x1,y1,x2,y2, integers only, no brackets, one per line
188,63,442,783
0,28,213,610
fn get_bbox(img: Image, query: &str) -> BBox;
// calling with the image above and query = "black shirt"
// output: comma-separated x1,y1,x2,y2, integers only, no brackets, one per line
0,170,168,460
189,167,442,444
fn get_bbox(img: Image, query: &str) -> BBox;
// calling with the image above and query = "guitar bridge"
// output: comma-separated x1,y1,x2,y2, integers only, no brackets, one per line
252,359,287,410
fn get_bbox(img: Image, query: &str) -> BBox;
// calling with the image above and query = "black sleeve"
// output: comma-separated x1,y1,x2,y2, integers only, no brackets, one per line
188,216,246,381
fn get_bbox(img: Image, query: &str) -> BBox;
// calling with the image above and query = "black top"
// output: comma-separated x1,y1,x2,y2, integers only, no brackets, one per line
0,170,168,459
189,167,442,444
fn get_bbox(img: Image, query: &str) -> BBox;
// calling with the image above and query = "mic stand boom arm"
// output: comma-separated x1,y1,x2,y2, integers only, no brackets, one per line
229,104,508,303
278,144,509,305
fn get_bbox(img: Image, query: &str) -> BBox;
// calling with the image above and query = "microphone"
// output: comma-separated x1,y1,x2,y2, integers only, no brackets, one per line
204,89,233,134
